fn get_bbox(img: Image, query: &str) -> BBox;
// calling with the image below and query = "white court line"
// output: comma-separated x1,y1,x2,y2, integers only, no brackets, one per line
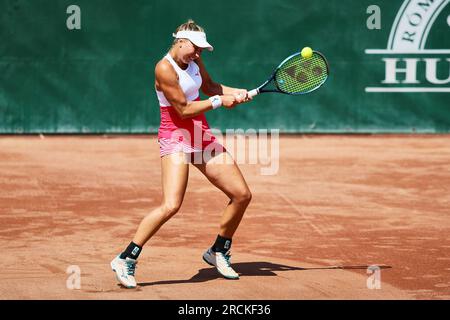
276,191,325,236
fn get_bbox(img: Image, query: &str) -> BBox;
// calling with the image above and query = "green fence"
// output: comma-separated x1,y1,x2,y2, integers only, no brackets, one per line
1,0,449,133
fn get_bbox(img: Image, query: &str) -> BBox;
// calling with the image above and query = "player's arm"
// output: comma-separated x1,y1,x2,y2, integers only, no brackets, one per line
196,57,251,102
155,60,236,118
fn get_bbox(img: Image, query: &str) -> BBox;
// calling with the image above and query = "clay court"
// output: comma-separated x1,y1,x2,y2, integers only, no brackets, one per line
1,134,449,300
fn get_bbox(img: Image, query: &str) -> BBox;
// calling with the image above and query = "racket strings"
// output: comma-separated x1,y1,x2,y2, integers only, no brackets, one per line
276,53,328,94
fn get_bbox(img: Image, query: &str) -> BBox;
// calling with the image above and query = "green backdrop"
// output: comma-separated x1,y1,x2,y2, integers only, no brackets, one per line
1,0,449,133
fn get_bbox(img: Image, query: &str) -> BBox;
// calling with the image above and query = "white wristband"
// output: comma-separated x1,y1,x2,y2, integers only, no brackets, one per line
209,95,222,109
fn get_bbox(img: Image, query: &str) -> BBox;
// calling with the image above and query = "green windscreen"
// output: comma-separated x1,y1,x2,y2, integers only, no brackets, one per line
2,0,450,133
276,52,329,94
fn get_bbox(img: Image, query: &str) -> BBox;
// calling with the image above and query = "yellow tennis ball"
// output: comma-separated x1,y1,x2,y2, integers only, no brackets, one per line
301,47,313,59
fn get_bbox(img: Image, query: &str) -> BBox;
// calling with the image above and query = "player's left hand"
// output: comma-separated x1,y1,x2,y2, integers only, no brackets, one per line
233,89,252,104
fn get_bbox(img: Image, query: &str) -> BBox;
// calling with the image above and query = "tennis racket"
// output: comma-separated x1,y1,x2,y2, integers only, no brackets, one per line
247,51,329,98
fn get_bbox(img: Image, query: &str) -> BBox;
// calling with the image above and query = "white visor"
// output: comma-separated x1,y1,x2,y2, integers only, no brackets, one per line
173,31,214,51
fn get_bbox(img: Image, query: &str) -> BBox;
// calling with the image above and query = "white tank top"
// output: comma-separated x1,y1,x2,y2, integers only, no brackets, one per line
156,53,202,107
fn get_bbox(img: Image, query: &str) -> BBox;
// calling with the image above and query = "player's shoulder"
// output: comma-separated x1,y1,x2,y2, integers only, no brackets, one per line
155,58,178,85
155,58,174,75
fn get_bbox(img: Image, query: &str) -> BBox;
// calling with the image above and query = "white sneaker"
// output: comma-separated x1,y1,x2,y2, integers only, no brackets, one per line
203,248,239,279
110,255,138,288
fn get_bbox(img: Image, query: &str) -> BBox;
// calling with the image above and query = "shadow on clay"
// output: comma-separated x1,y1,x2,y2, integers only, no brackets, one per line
137,261,392,287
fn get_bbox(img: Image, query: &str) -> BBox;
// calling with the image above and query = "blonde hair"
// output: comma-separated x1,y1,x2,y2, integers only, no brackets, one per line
172,19,205,46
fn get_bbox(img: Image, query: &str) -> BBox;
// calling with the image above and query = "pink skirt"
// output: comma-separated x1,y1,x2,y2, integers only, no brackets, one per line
158,137,226,158
157,101,225,158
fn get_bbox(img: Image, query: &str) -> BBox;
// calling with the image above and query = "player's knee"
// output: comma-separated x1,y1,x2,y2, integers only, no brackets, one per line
234,188,252,205
243,189,252,204
162,201,182,218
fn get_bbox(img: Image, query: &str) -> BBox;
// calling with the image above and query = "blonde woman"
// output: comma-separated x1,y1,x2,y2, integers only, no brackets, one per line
111,20,252,288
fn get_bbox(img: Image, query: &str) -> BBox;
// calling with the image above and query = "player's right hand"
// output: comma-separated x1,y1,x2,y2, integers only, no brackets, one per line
221,95,238,109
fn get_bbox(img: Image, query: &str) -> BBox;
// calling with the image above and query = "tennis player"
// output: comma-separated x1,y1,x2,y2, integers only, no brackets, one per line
111,20,252,288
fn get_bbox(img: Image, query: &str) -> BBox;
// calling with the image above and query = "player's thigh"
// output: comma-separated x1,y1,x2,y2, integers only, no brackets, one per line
192,151,251,200
161,152,189,208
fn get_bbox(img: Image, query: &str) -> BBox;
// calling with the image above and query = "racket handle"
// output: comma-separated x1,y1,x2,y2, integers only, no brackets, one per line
248,89,259,98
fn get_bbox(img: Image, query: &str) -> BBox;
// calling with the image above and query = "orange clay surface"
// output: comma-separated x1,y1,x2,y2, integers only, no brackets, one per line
0,135,449,299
